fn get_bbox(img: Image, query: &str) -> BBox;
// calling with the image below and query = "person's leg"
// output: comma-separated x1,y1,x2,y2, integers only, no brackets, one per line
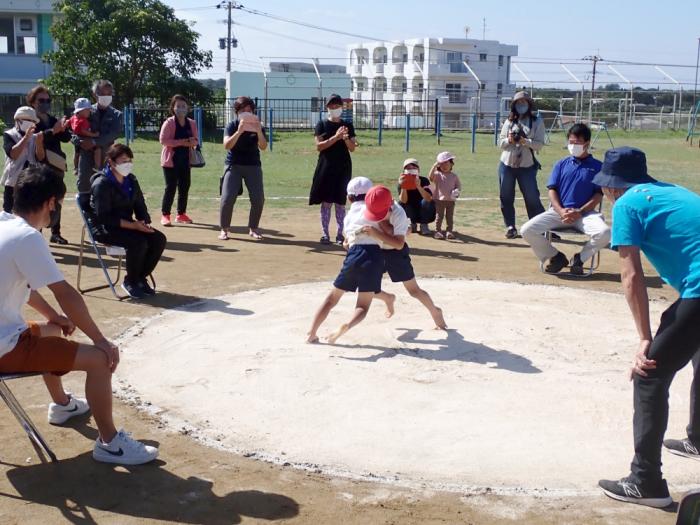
307,287,345,343
219,167,242,233
434,201,446,232
328,292,374,344
687,349,700,444
402,278,447,329
498,162,517,228
161,167,177,215
577,212,611,262
139,229,167,280
244,166,265,231
77,149,95,194
95,228,148,284
176,165,192,215
445,201,456,232
320,202,332,239
516,165,546,220
40,323,71,405
373,290,396,318
520,209,565,261
334,203,346,239
402,202,419,224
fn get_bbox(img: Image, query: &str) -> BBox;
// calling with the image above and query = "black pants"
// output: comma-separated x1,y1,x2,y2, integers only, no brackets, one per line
400,199,436,225
2,185,13,213
95,227,167,283
631,298,700,486
162,165,191,215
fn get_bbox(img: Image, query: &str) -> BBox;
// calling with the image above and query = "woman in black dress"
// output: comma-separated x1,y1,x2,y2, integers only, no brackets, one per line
308,94,357,245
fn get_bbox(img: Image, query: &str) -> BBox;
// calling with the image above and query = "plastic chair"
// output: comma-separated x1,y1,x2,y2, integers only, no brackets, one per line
0,372,57,462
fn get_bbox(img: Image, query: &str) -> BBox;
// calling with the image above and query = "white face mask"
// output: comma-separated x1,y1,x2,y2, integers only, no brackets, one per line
568,143,586,157
328,108,343,119
238,111,254,119
97,95,112,107
114,162,133,176
18,120,34,132
404,168,419,175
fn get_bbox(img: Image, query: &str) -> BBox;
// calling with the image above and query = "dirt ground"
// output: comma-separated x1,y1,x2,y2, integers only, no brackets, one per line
0,202,685,524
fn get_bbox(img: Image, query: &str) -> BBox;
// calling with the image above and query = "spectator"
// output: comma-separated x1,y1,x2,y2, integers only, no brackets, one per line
397,158,435,235
521,123,611,275
497,91,546,239
0,165,158,465
89,144,166,300
596,147,700,508
220,96,267,241
159,94,198,227
2,106,45,213
309,94,357,245
27,84,71,244
75,79,123,194
70,98,102,175
429,151,462,240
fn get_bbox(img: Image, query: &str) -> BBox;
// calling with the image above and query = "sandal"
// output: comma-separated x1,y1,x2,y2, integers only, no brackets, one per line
218,231,229,240
249,230,263,240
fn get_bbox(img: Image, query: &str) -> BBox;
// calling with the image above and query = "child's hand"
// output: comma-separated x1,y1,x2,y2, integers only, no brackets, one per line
360,225,378,237
378,220,394,235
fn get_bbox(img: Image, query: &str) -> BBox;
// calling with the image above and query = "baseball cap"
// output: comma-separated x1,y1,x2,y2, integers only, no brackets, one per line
403,158,419,169
13,106,39,123
326,93,343,107
436,151,455,163
73,97,92,114
347,176,373,196
364,185,393,221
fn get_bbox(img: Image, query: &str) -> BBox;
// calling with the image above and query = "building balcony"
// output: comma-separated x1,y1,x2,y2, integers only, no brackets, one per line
389,92,405,101
392,63,404,74
373,63,385,74
412,62,424,74
353,64,363,74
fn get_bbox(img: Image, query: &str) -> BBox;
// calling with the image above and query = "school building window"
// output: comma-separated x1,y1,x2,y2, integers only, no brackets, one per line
0,15,38,55
479,53,487,62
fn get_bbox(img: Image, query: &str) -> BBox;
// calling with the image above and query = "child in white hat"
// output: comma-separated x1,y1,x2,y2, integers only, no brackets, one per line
69,97,101,173
429,151,462,239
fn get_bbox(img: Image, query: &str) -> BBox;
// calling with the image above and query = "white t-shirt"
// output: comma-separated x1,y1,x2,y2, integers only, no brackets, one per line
0,212,64,357
344,201,410,249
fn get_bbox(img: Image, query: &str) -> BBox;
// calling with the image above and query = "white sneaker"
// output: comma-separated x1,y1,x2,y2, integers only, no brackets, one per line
48,395,90,425
93,429,159,465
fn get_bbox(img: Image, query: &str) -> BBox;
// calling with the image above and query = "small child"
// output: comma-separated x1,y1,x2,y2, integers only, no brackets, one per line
69,97,101,173
429,151,461,239
307,180,395,344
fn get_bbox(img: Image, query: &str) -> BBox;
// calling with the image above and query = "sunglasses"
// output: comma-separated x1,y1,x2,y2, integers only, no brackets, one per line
37,98,51,103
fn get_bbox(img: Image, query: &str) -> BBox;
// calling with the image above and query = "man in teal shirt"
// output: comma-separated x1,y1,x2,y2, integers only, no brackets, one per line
595,147,700,508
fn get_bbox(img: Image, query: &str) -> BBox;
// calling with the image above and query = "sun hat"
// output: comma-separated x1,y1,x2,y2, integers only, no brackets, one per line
592,147,656,189
364,185,393,221
13,106,39,123
326,93,343,107
512,91,533,103
347,176,373,196
402,158,419,169
436,151,455,163
73,97,92,114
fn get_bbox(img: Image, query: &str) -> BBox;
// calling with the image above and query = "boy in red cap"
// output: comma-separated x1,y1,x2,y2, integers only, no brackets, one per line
307,184,394,344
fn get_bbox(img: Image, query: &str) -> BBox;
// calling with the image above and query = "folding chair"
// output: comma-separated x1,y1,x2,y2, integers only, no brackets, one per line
0,373,57,462
539,201,605,278
76,195,127,299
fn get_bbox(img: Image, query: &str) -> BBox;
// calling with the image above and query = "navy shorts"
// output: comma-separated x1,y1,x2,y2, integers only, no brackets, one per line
382,244,415,283
333,245,384,293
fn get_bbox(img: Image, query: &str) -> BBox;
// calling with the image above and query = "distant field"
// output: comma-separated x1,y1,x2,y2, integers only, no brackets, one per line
117,130,699,228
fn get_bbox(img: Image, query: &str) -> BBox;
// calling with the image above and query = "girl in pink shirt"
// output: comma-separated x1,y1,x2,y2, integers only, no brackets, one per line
429,151,461,239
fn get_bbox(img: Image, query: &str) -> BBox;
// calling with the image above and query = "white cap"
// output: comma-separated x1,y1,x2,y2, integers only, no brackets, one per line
403,158,419,169
436,151,455,163
14,106,39,123
73,97,92,114
347,176,373,196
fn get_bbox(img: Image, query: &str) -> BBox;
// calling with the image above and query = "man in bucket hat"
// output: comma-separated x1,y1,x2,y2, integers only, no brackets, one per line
596,147,700,508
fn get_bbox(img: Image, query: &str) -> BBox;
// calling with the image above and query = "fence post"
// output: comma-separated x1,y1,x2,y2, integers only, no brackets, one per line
130,105,136,142
433,98,439,134
194,106,203,145
124,105,130,145
471,113,477,153
437,111,442,145
378,111,384,146
405,113,411,152
268,108,273,151
494,111,500,146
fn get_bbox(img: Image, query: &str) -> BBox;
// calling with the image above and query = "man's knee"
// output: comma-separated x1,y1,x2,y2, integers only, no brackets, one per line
594,225,612,244
520,218,539,239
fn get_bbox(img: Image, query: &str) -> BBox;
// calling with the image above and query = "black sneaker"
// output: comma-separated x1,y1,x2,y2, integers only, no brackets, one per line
570,253,584,275
505,227,517,239
139,279,156,296
664,438,700,460
335,234,344,246
50,234,68,245
121,279,146,299
419,223,430,236
598,477,672,508
411,223,418,234
320,235,331,245
544,251,569,273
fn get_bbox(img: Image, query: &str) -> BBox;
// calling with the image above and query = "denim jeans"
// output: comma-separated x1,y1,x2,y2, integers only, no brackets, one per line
498,162,545,228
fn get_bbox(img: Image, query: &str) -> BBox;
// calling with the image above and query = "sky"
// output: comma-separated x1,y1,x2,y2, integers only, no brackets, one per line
166,0,700,91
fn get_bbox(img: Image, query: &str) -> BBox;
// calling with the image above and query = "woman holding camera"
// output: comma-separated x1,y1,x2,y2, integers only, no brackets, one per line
497,91,546,239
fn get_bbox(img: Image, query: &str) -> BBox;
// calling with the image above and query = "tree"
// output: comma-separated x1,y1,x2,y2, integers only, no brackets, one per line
44,0,213,105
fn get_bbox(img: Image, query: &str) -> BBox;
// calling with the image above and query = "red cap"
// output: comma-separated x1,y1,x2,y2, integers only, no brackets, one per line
364,185,393,221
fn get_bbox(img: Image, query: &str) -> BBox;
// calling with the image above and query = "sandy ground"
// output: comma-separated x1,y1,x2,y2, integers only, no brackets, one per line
0,202,693,524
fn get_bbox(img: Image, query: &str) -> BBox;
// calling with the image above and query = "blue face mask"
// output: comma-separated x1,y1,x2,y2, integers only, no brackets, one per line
515,103,529,115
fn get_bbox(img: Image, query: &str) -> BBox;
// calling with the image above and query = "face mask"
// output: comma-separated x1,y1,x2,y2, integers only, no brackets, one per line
97,95,112,107
515,103,529,115
405,168,419,175
328,108,343,119
568,143,586,157
37,101,51,114
238,112,254,119
175,107,188,117
114,162,133,176
18,121,33,132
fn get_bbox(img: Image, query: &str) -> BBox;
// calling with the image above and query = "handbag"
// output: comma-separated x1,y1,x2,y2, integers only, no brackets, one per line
190,145,205,168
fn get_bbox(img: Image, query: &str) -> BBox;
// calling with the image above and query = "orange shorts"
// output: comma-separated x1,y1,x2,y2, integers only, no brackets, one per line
0,322,79,376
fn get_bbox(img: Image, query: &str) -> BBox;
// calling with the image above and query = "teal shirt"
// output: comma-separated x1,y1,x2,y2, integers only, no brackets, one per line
611,182,700,298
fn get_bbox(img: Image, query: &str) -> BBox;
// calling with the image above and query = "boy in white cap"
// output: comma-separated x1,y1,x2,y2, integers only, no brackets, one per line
2,106,44,213
69,97,101,173
429,151,461,239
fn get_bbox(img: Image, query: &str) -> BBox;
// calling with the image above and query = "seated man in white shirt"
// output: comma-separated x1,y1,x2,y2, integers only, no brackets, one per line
0,165,158,465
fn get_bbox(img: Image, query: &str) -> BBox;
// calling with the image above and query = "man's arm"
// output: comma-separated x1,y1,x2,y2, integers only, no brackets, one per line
619,246,652,342
93,109,123,147
27,290,75,335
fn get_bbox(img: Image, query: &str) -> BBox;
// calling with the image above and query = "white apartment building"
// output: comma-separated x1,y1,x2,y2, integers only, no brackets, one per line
347,37,518,128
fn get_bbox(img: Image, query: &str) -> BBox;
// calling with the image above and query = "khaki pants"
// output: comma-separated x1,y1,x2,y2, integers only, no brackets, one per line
435,200,456,232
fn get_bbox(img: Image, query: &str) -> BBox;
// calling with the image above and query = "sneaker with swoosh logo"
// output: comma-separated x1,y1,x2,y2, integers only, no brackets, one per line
48,395,90,425
598,476,672,508
93,429,159,465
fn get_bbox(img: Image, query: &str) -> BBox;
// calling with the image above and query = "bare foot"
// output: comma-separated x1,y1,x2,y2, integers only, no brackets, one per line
327,323,349,344
431,307,447,330
306,333,319,344
383,293,396,318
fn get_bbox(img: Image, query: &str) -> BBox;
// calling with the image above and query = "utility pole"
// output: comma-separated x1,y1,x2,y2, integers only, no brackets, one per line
583,55,602,123
217,1,242,73
694,37,700,109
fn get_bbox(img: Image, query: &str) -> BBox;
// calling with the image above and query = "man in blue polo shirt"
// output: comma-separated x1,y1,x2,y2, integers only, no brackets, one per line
521,124,611,275
595,147,700,508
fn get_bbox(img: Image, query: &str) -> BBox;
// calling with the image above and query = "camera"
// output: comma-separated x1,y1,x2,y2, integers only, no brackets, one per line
510,123,527,142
